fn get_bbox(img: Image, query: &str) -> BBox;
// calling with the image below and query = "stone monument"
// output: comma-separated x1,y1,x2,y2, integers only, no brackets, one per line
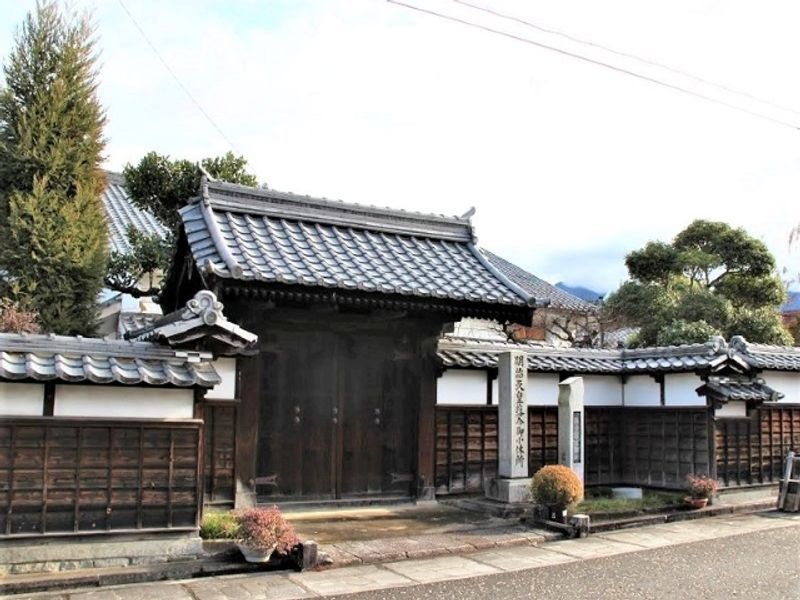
558,376,585,483
486,351,531,503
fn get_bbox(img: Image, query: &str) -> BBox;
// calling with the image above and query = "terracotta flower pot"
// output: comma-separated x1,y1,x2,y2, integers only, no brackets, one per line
683,496,708,510
237,543,276,563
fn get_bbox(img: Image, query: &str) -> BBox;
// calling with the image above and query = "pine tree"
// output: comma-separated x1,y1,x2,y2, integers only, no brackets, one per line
0,2,107,335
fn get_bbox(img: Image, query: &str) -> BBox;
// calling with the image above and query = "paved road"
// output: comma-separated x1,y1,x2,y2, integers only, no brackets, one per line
329,526,800,600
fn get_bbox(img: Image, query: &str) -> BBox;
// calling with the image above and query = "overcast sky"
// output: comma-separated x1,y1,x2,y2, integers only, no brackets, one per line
2,0,799,293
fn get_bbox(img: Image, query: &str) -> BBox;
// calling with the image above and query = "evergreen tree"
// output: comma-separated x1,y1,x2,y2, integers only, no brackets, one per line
0,2,107,335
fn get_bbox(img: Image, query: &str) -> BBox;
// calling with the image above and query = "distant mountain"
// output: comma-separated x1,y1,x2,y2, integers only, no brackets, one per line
783,291,800,313
555,282,604,304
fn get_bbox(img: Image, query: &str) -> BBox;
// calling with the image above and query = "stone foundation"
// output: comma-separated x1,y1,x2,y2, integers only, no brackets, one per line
0,532,203,576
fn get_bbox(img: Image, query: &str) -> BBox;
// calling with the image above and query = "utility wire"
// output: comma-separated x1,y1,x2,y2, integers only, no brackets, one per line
454,0,800,118
115,0,240,152
386,0,800,131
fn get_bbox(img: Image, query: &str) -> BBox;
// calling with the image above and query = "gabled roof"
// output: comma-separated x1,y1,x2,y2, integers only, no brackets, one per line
178,179,537,309
102,172,168,254
697,375,782,403
481,251,597,313
0,333,220,387
125,291,258,354
438,334,800,374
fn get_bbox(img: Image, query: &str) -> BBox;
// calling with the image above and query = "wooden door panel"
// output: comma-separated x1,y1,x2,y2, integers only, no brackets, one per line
257,329,336,501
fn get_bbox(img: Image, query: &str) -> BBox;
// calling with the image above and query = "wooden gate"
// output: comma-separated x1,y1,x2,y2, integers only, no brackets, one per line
0,418,202,537
715,405,800,487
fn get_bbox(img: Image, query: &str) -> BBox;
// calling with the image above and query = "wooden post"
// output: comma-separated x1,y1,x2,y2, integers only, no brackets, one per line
416,332,438,501
778,450,795,510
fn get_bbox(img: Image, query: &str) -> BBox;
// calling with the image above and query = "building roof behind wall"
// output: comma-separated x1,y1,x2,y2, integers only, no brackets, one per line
0,333,220,387
102,172,168,254
698,376,783,403
178,180,539,310
438,334,800,374
481,251,597,313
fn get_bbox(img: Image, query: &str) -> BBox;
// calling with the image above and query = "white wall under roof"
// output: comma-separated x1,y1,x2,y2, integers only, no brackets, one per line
438,370,486,405
0,382,44,416
761,371,800,403
624,375,661,407
664,373,705,406
527,373,560,406
715,400,747,418
206,358,237,400
583,375,623,406
54,385,194,419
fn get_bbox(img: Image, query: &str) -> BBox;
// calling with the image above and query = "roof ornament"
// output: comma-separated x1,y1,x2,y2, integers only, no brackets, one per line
729,335,750,354
707,335,728,354
460,207,476,220
183,290,224,326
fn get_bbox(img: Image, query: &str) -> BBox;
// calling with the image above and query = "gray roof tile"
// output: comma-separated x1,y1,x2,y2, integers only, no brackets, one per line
179,180,535,307
437,334,795,374
481,251,597,312
102,172,168,254
0,333,219,388
698,376,782,402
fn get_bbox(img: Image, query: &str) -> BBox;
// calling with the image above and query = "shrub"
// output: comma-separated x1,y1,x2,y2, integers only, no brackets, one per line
236,506,299,554
686,474,718,499
200,511,240,540
0,299,40,334
530,465,583,508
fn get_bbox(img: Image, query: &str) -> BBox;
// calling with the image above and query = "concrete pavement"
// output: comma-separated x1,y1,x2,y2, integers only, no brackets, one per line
3,511,798,600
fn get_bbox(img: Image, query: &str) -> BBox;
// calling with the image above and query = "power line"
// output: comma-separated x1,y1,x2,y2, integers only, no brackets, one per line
454,0,800,118
115,0,240,152
386,0,800,131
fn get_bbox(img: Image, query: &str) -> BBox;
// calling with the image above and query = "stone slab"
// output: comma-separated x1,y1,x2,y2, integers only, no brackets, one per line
289,565,413,596
542,537,642,560
186,573,313,600
383,555,500,583
469,545,578,571
69,582,192,600
485,477,532,504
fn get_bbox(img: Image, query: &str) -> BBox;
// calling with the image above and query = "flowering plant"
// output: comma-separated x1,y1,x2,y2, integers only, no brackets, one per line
235,506,299,554
686,474,718,499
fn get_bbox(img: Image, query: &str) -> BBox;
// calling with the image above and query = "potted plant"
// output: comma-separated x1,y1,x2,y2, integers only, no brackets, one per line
530,465,583,524
684,474,718,509
235,506,299,563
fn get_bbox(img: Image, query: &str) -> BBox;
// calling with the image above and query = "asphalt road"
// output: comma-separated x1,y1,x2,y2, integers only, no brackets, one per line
328,526,800,600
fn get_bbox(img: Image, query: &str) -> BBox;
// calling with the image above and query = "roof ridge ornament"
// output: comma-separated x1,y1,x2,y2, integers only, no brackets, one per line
729,335,749,354
707,335,728,354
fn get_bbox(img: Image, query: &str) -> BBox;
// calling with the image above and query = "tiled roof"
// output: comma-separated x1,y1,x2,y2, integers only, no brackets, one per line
438,335,797,374
698,376,782,402
0,333,220,388
179,180,535,307
482,251,597,313
125,291,258,354
730,336,800,371
102,172,168,254
603,327,639,349
118,312,161,337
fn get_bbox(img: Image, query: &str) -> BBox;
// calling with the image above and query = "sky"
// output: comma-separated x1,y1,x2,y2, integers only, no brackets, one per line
2,0,799,294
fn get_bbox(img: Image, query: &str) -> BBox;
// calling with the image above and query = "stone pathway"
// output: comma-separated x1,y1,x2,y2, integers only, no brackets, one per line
5,512,799,600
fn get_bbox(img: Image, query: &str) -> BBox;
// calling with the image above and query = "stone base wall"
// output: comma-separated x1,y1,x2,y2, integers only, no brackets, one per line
0,532,203,576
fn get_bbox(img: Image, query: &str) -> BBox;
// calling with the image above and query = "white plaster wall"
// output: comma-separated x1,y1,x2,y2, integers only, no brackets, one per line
664,373,705,407
761,371,800,404
582,375,623,406
437,370,487,405
0,382,44,416
623,375,661,407
715,400,747,418
206,358,237,400
54,385,194,418
527,373,560,406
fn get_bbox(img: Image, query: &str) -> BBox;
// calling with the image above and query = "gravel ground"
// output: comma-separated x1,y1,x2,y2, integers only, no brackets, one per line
327,526,800,600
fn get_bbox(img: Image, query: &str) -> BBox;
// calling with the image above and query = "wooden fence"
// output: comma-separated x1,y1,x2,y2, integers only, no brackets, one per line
0,418,202,537
434,406,557,495
203,404,236,504
585,407,712,489
715,405,800,487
